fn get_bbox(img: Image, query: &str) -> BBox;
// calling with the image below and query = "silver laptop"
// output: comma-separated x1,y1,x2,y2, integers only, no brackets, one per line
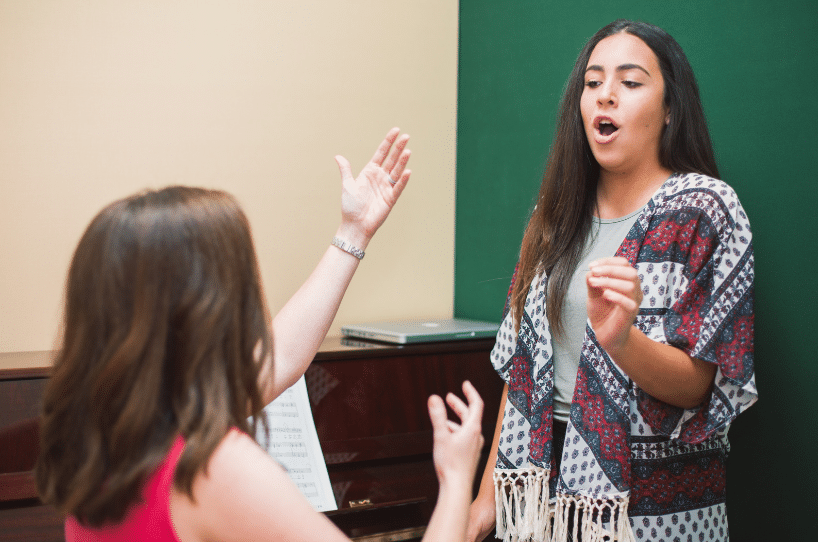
340,318,500,344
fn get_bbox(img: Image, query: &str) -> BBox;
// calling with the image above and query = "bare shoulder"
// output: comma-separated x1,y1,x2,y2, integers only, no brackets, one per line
206,429,277,476
170,430,347,542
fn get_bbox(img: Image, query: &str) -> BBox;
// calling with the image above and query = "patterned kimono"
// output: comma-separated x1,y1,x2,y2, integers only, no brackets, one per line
491,173,756,542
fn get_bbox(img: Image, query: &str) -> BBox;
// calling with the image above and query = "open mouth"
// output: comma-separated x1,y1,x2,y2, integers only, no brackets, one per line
599,121,618,136
596,118,619,137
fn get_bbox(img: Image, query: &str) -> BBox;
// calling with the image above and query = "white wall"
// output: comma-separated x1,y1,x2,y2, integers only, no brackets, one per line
0,1,458,353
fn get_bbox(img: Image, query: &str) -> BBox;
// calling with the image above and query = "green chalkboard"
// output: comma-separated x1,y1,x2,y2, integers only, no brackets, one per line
455,2,818,540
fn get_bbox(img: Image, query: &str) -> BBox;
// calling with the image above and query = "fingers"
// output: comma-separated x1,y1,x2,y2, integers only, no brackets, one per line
586,273,640,297
444,381,484,430
430,381,484,435
370,127,401,166
383,134,411,197
461,380,484,426
586,262,643,313
382,133,410,173
601,287,641,312
590,256,630,267
588,257,637,279
446,392,469,423
388,169,411,202
587,258,642,303
428,394,448,433
388,149,411,185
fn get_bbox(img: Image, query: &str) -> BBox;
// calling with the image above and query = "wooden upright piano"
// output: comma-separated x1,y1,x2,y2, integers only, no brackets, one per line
0,337,503,542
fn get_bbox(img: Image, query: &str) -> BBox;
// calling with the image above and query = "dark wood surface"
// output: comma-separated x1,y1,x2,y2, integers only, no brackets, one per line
0,337,502,541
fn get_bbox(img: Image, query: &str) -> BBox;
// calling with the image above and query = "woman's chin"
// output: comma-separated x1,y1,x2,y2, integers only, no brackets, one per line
592,154,629,174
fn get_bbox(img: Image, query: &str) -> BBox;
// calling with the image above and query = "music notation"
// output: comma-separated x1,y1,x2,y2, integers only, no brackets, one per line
255,376,337,512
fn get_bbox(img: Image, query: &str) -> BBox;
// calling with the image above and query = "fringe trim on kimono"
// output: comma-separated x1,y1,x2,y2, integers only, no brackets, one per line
494,467,636,542
494,467,552,542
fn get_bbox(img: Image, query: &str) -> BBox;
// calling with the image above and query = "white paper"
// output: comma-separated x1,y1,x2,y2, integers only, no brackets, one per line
255,376,337,511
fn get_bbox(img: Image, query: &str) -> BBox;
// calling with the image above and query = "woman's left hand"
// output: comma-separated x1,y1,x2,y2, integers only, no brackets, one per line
586,257,643,356
334,127,411,247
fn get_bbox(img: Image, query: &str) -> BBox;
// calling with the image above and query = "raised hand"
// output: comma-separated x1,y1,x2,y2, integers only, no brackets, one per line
586,256,643,357
428,381,485,487
334,127,411,247
421,387,485,542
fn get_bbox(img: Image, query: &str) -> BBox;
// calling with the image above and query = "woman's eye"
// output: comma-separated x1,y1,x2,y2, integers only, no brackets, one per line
622,80,642,88
585,80,601,88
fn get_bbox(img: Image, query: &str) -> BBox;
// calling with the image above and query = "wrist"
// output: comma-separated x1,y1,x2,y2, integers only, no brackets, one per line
331,236,365,260
437,478,473,504
605,325,637,362
334,224,372,251
437,468,477,494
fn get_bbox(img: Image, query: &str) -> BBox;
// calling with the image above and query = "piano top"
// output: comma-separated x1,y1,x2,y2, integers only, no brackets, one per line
0,336,498,380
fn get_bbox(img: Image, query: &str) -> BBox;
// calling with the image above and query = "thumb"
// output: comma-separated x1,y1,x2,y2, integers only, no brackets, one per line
427,395,448,434
334,155,353,182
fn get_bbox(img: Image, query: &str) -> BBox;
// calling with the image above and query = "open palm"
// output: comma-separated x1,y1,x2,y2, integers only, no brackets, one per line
334,127,411,242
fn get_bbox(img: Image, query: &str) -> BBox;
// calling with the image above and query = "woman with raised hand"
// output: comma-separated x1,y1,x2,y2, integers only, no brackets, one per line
466,20,756,542
36,128,485,542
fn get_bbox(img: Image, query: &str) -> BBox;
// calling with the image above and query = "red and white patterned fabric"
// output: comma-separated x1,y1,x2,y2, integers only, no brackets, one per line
491,173,756,542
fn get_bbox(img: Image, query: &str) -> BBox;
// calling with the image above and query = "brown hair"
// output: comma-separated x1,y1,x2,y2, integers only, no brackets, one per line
35,186,272,526
509,20,719,335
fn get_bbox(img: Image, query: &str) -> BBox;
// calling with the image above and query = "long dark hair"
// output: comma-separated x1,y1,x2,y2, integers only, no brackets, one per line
509,19,719,334
35,186,272,526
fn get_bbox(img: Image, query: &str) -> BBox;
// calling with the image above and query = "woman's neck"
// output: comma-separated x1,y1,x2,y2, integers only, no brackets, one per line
595,164,673,219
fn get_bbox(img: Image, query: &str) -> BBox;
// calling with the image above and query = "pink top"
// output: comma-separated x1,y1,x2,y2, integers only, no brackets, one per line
65,435,185,542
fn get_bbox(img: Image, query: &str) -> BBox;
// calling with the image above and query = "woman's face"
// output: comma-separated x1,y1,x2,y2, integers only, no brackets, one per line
580,32,669,177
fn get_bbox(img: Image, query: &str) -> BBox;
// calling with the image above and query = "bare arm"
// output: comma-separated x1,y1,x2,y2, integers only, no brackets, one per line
170,431,352,542
422,381,485,542
586,257,716,409
605,326,716,408
465,383,507,542
258,128,412,405
172,382,484,542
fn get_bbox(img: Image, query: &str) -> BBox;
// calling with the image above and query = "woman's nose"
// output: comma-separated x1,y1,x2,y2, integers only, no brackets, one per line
597,82,615,105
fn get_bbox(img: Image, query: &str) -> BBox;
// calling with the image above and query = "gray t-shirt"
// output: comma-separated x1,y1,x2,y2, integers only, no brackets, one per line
552,208,642,423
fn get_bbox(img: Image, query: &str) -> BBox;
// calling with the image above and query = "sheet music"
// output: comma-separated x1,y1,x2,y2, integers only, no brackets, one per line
254,376,337,511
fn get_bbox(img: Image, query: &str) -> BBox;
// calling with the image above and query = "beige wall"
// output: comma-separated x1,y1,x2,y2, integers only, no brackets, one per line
0,1,458,353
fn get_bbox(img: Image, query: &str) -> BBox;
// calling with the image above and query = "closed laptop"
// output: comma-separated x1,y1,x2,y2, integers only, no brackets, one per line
340,318,500,344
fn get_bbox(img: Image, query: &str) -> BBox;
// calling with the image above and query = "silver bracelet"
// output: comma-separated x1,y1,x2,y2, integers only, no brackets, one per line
331,236,365,260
